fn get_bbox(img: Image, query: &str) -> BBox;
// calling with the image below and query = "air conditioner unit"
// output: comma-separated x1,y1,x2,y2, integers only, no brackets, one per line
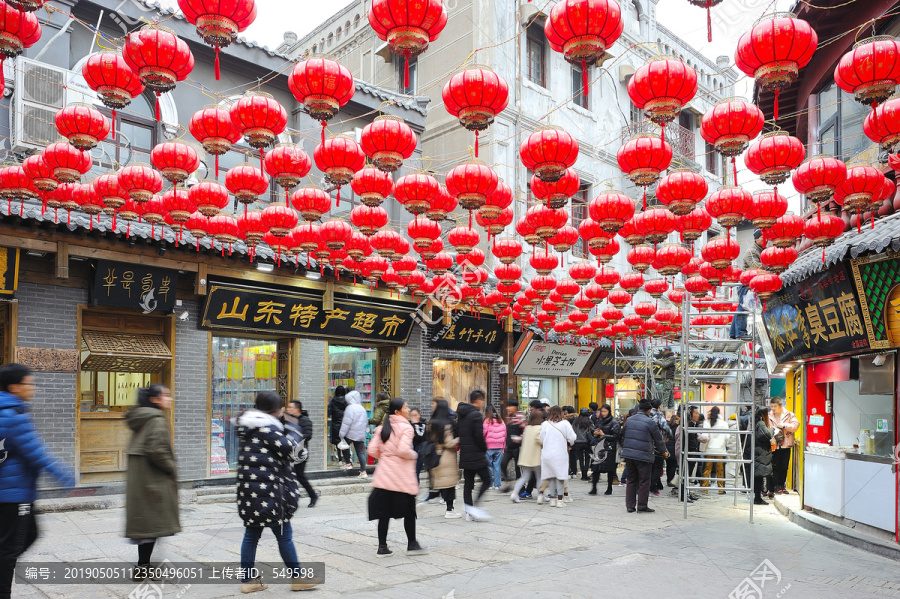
11,58,93,153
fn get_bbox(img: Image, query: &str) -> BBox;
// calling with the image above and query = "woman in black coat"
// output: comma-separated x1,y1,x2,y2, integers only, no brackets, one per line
589,404,621,495
753,407,774,506
328,386,348,464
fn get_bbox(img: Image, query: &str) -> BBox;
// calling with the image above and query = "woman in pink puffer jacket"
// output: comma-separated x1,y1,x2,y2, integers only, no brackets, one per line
483,405,507,490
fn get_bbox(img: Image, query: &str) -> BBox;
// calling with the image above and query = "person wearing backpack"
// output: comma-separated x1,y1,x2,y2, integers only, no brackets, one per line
285,400,317,508
571,409,594,481
423,400,461,519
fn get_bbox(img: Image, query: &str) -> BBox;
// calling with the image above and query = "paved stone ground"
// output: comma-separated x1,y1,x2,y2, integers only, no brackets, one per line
12,480,900,599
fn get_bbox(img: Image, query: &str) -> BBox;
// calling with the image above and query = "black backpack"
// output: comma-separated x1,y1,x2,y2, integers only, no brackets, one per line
418,440,440,471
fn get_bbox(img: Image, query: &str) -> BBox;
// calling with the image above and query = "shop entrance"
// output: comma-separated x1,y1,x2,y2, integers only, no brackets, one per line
434,359,489,410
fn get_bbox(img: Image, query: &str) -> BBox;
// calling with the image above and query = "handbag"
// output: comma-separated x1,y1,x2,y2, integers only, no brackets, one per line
549,422,572,453
337,438,350,450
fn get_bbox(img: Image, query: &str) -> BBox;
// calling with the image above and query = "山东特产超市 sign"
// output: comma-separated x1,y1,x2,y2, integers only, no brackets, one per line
514,340,595,377
90,260,179,314
201,284,416,345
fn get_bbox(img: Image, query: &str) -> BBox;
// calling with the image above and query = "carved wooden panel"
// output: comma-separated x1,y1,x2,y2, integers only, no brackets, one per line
15,347,79,372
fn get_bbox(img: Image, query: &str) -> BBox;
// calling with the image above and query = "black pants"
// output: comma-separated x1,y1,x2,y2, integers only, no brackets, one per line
0,503,37,599
501,448,520,482
665,457,678,484
294,461,316,499
680,461,698,501
426,488,456,511
572,443,591,478
591,467,614,492
0,559,13,599
754,476,765,502
625,459,652,510
463,467,491,507
377,515,416,548
650,455,665,492
772,448,792,490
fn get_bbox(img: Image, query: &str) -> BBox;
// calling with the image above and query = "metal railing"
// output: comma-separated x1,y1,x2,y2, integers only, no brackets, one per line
622,120,696,161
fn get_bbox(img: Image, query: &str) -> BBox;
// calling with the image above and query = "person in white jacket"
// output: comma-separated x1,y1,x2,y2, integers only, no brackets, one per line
339,390,369,478
539,406,576,507
700,406,729,493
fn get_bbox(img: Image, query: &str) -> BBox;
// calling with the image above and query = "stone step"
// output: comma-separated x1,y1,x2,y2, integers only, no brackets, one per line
196,480,371,505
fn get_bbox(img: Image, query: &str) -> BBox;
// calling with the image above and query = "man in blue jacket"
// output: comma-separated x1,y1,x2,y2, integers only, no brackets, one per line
0,363,76,599
620,398,667,513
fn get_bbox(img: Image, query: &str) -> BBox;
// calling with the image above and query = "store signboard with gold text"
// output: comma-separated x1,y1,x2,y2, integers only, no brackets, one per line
89,260,179,313
201,284,416,345
428,313,509,353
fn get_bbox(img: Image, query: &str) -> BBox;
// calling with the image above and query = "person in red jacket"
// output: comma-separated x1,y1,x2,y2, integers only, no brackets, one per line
483,405,507,490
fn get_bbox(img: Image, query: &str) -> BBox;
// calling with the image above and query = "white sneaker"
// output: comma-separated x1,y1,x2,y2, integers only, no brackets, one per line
510,493,520,503
444,510,462,519
556,498,566,508
465,512,475,521
563,495,573,503
549,497,558,507
342,463,353,470
536,493,544,505
470,506,492,520
358,471,368,479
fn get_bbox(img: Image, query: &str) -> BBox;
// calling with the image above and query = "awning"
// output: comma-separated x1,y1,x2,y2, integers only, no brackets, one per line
80,330,172,373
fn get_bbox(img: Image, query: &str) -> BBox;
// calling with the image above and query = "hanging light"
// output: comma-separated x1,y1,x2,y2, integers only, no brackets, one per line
835,36,900,108
394,173,441,217
55,104,110,151
656,169,708,216
264,144,312,203
520,126,579,182
150,142,200,185
442,66,509,157
700,97,765,185
627,56,697,141
289,57,355,143
189,106,241,178
360,115,418,172
314,134,365,205
532,169,579,209
351,167,394,207
368,0,447,89
123,25,194,121
188,179,230,217
0,3,40,90
177,0,256,80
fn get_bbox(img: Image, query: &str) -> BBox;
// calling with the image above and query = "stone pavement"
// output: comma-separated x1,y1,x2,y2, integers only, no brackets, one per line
12,481,900,599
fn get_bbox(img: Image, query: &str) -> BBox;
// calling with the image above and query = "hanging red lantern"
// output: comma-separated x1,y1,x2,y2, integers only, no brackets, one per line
653,244,691,277
760,246,797,274
448,226,480,255
626,245,655,273
590,315,609,332
0,166,37,213
584,283,608,305
617,134,672,190
530,276,557,300
225,163,268,210
137,196,167,238
480,181,513,221
656,169,708,216
682,257,702,277
123,25,194,121
0,4,40,90
618,216,644,246
360,115,417,173
578,218,606,249
674,207,712,244
527,205,568,239
350,204,389,236
634,301,656,321
699,263,723,288
206,215,240,254
230,91,287,157
150,142,199,185
744,131,805,191
261,204,298,238
569,261,596,286
620,271,644,294
706,186,752,229
684,275,712,295
184,212,209,250
320,220,352,252
498,281,522,300
834,165,885,221
81,52,145,135
177,0,256,80
476,207,514,237
188,179,229,217
740,268,764,287
627,57,697,138
749,272,782,301
602,306,623,325
569,310,590,327
119,164,163,204
805,213,844,259
345,230,373,261
530,250,558,276
835,36,900,108
189,106,241,178
369,0,447,89
608,289,632,308
161,188,194,227
288,57,355,143
264,143,312,201
594,266,621,290
700,97,765,185
701,237,740,269
636,208,675,245
644,278,668,299
314,135,365,205
22,154,57,193
520,126,579,182
42,142,91,184
735,12,817,120
92,173,127,223
350,167,393,208
590,236,619,264
425,252,453,275
589,190,635,233
442,66,509,157
393,256,418,279
863,97,900,151
395,172,440,217
237,211,269,257
548,225,579,253
556,278,581,302
426,186,457,221
667,288,685,305
55,104,110,151
445,160,499,223
408,217,441,252
406,270,427,293
531,169,579,209
792,154,847,210
746,189,788,229
493,238,523,265
764,214,804,248
495,262,523,284
363,255,391,281
544,0,624,97
290,223,321,256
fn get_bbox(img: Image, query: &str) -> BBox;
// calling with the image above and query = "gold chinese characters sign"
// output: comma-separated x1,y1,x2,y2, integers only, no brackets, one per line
761,263,869,363
201,284,416,345
90,260,178,314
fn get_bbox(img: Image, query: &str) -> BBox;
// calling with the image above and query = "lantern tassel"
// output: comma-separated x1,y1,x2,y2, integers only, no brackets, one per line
196,236,200,252
111,109,116,138
475,130,479,158
214,46,221,80
127,221,130,237
706,0,712,43
285,189,290,207
215,154,219,179
469,210,472,228
582,58,588,98
54,207,58,223
643,188,647,210
321,120,326,144
89,214,93,231
0,57,4,91
732,156,737,186
19,199,23,217
155,92,161,122
336,186,340,207
260,148,264,172
67,210,70,226
817,202,820,218
822,246,825,263
404,50,411,89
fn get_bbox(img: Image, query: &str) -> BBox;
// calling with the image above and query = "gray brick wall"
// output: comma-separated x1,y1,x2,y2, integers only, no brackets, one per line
16,282,85,470
295,338,327,472
399,324,426,411
173,300,208,480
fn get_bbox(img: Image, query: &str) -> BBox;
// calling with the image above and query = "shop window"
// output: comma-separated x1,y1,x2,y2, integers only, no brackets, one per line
630,101,642,125
327,345,376,469
92,94,156,173
210,337,278,473
705,141,718,175
526,25,546,88
832,379,893,457
572,66,588,109
433,359,489,410
519,376,555,405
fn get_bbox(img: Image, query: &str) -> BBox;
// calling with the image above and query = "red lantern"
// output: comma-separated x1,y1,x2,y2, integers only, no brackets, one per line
442,66,509,157
345,230,373,260
532,275,557,298
682,257,702,277
530,250,558,276
735,12,817,120
760,246,797,274
674,207,712,243
93,173,127,224
765,214,804,248
237,211,269,257
700,97,765,185
395,173,440,216
684,275,712,295
556,278,580,302
653,244,691,277
55,104,110,151
230,91,287,156
590,236,619,264
792,155,847,211
805,213,844,257
656,169,708,216
594,266,620,290
706,186,752,229
161,188,194,227
476,207,514,238
360,115,417,172
644,278,668,299
0,166,37,213
746,189,788,229
42,142,91,184
589,190,635,233
602,306,623,325
119,164,163,204
288,57,354,142
744,131,805,190
569,261,596,286
531,169,579,210
620,272,644,294
150,142,199,185
626,245,655,273
740,268,764,287
81,52,144,134
123,25,194,121
314,135,365,205
184,212,209,250
264,143,312,200
189,106,241,177
351,167,393,207
835,36,900,108
425,252,453,275
448,226,480,256
667,288,685,305
496,262,523,284
350,204,389,236
527,205,568,239
446,160,499,221
627,57,697,135
189,179,229,217
834,165,885,221
225,163,268,210
369,0,447,89
617,134,672,208
207,214,240,253
493,238,523,265
498,281,522,299
426,186,457,221
520,126,579,182
548,225,579,253
636,208,675,245
479,181,513,221
0,4,40,89
584,283,608,305
634,301,656,321
321,220,352,251
22,154,56,193
749,272,782,301
578,218,606,249
544,0,623,97
864,97,900,151
608,289,632,308
261,204,298,238
177,0,256,79
701,237,740,269
291,223,322,256
618,217,644,246
407,217,441,252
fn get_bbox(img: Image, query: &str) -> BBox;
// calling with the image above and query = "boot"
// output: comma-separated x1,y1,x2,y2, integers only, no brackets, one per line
292,578,320,591
241,577,268,593
588,483,597,495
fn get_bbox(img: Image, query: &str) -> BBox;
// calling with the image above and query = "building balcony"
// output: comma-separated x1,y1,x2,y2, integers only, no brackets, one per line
622,120,700,171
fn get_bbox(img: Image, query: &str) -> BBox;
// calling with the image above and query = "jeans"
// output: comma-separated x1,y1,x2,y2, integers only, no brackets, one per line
729,285,749,338
511,466,541,497
351,439,367,473
0,559,13,599
486,449,503,487
240,522,300,582
463,467,491,507
625,459,652,510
